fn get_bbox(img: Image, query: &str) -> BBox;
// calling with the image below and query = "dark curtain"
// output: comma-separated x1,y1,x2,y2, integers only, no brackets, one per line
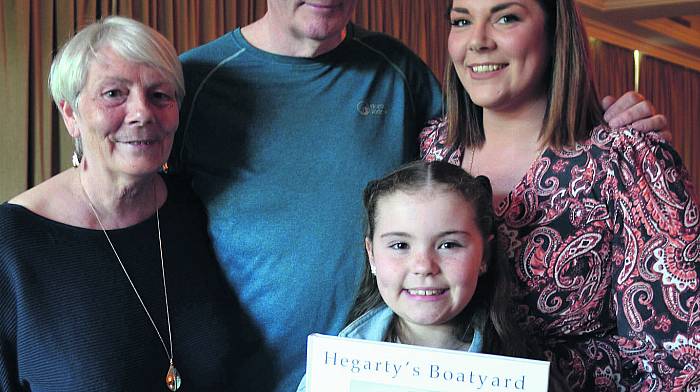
639,55,700,190
589,39,634,100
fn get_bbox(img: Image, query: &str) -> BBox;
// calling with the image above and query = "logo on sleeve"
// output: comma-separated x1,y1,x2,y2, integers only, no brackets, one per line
357,101,387,116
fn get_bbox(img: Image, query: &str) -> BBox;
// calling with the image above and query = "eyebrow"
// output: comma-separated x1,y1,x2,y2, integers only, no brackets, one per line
439,230,471,237
378,230,471,238
379,232,412,239
97,77,171,89
451,2,524,15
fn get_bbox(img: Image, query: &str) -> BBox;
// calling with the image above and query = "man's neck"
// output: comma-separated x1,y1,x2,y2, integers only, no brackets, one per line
241,15,346,58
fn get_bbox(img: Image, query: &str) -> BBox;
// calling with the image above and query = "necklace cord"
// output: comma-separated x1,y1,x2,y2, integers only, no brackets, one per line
79,173,174,362
156,206,174,362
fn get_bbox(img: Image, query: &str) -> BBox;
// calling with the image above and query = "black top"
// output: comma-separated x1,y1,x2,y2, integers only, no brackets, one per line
0,174,274,391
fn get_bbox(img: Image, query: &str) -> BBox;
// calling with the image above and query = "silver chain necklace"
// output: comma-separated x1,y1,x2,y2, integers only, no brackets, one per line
79,173,182,391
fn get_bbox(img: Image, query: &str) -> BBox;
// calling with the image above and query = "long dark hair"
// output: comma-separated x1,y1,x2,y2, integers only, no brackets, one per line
348,160,530,357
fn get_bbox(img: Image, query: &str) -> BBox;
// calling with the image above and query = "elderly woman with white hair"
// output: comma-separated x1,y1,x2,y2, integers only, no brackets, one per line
0,16,271,391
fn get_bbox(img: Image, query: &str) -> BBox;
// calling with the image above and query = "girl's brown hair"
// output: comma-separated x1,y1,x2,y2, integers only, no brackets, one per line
348,160,530,357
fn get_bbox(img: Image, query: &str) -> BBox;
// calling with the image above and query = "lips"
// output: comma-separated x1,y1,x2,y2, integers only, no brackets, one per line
115,138,162,147
302,1,342,10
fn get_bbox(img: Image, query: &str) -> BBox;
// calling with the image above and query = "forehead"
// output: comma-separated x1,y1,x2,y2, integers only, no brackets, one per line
84,47,169,86
374,189,477,229
450,0,543,13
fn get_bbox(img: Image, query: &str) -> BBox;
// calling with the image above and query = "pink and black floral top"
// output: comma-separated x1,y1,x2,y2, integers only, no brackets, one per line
420,118,700,391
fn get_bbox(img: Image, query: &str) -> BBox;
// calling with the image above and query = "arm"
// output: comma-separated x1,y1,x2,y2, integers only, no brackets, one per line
601,92,669,138
610,129,700,389
0,258,21,392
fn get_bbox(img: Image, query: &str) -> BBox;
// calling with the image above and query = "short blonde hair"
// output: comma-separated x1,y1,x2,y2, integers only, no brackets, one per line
49,16,184,111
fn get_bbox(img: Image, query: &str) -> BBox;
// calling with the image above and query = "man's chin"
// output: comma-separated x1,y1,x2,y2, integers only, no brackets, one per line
302,20,346,40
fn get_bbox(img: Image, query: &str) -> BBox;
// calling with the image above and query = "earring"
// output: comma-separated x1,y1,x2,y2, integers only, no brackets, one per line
370,265,377,275
72,151,80,168
161,162,169,173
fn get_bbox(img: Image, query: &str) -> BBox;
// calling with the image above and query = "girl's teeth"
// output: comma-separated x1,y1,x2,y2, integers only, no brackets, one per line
471,64,504,73
408,289,445,296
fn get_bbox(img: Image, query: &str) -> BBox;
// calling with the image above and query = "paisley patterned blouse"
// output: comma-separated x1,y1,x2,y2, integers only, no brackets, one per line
420,118,700,391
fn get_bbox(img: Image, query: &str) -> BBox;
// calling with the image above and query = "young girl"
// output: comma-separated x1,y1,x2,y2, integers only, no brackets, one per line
296,160,537,391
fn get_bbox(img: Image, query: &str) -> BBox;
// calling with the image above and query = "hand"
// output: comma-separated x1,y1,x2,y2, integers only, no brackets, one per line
601,91,671,140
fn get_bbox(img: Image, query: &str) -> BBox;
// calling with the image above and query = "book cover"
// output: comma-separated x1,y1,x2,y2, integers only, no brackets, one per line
305,334,550,392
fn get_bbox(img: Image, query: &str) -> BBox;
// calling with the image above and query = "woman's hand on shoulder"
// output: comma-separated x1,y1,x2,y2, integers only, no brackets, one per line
601,91,670,139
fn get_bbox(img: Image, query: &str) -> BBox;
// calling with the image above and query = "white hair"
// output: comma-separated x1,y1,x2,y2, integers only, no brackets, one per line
48,16,184,110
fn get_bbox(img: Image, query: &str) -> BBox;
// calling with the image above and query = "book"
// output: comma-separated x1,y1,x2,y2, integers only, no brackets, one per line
304,334,550,392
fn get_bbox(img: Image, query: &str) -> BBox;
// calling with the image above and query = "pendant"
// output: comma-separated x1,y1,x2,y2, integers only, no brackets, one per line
166,363,182,391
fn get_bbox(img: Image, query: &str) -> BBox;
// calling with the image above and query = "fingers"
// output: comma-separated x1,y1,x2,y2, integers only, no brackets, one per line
629,114,670,135
603,91,646,124
606,99,662,129
600,91,671,142
600,95,615,111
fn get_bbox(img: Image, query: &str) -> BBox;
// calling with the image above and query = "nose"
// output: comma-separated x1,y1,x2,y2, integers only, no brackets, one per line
411,249,440,276
125,91,155,126
468,20,495,52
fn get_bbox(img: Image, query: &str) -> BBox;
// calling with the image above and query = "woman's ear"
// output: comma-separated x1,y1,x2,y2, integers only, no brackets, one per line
365,237,376,275
58,100,80,138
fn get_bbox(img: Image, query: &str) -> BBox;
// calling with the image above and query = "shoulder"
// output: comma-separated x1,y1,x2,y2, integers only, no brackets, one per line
180,30,241,65
419,117,448,146
562,125,677,165
339,305,394,341
0,202,58,269
350,25,411,53
348,24,432,72
0,203,33,233
585,125,684,169
179,30,246,84
580,126,697,215
419,116,461,164
584,124,666,149
6,171,81,224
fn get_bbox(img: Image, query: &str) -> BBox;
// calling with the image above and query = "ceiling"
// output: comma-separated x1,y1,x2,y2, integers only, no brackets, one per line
577,0,700,71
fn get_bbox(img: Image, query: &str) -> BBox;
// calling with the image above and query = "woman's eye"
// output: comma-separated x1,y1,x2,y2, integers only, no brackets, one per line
152,91,175,102
103,89,124,99
496,14,520,24
389,242,409,250
450,18,470,27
